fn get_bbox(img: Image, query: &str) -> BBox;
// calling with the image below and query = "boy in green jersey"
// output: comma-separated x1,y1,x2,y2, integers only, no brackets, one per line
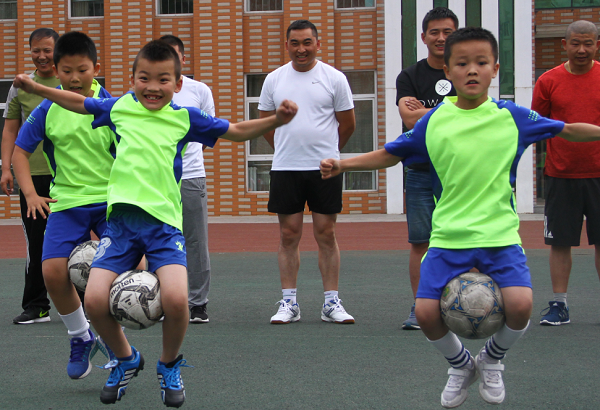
14,40,297,407
321,27,600,408
13,31,115,380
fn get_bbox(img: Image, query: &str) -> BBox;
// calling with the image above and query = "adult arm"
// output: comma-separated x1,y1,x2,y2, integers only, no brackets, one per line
398,97,431,130
222,101,297,143
258,109,276,149
0,118,21,195
14,74,88,114
320,149,402,179
336,108,356,150
12,146,56,219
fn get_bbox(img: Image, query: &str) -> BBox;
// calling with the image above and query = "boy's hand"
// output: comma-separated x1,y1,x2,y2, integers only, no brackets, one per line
275,100,298,125
13,74,37,94
25,194,57,220
320,158,342,179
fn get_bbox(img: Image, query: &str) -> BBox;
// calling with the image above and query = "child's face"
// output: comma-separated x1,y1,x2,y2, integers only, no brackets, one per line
54,54,100,97
444,40,499,108
131,58,182,111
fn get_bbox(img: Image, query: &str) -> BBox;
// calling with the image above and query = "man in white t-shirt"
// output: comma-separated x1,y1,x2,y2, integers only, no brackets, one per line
160,35,215,323
258,20,356,324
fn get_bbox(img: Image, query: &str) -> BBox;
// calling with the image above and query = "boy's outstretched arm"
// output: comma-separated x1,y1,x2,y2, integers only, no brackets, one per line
559,123,600,142
14,74,88,115
221,100,298,142
320,149,402,179
12,147,57,219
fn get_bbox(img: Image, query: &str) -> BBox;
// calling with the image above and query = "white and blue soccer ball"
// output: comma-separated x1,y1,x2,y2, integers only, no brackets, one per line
440,272,505,339
68,240,100,292
109,270,163,330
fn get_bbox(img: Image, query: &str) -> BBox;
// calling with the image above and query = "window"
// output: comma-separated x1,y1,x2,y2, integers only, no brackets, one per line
244,71,377,192
0,0,17,19
158,0,192,15
535,0,600,8
71,0,103,17
336,0,375,9
246,0,283,12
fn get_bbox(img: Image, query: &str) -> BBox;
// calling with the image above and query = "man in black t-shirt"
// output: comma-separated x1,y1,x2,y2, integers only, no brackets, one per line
395,7,458,330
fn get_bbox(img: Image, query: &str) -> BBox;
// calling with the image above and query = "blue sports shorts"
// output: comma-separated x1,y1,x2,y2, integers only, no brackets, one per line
91,205,187,274
416,245,532,300
405,169,435,244
42,202,108,261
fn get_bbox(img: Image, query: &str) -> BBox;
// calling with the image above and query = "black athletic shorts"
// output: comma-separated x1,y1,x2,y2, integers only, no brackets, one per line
544,175,600,246
268,170,343,215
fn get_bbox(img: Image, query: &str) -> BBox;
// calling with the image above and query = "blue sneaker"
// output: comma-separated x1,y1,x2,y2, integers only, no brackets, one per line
95,335,117,364
157,355,193,408
100,347,145,404
402,303,421,330
67,329,97,379
540,301,570,326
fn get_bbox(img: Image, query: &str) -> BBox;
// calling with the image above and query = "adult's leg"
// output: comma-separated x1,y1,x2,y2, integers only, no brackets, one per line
18,174,52,312
549,245,572,293
312,212,339,291
409,243,429,296
277,212,304,289
182,178,211,309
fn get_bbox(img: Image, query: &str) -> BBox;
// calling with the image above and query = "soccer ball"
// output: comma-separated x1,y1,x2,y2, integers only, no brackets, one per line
440,272,505,339
109,270,163,330
68,240,99,292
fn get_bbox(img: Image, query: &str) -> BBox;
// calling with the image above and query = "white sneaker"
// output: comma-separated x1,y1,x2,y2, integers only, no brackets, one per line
321,296,355,324
270,299,301,324
441,358,478,408
475,349,505,404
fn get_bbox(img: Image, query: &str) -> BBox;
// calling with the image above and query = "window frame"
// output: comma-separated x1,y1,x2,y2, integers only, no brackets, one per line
69,0,104,19
244,70,378,193
156,0,193,17
334,0,376,11
0,0,17,20
244,0,283,13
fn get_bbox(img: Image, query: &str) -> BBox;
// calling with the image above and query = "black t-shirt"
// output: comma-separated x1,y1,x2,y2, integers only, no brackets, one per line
396,58,456,170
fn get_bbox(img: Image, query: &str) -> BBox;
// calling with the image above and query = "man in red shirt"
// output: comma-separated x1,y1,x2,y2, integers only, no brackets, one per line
532,20,600,326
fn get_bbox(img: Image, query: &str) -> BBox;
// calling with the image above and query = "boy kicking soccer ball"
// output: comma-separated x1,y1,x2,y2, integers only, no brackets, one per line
321,27,600,408
12,31,115,379
14,40,297,407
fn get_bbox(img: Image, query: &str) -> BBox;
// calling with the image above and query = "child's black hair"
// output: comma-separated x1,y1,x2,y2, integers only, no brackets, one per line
422,7,458,33
444,27,499,65
132,40,181,81
286,20,318,40
53,31,98,66
28,28,59,47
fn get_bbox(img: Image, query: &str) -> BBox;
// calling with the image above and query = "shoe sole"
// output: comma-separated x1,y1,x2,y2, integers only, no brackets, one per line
540,319,570,326
402,322,421,330
270,315,301,324
189,318,209,323
321,315,355,324
13,316,51,325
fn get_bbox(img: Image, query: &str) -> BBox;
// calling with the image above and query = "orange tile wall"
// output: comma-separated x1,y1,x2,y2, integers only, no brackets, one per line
0,0,387,219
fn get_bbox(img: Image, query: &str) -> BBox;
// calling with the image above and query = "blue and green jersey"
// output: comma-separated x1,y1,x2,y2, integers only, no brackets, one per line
84,92,229,231
16,80,115,212
385,96,565,249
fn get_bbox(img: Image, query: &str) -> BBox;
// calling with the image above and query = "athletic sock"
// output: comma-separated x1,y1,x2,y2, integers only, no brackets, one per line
484,321,530,361
282,288,297,304
60,304,91,341
553,293,567,306
429,331,471,369
324,290,338,304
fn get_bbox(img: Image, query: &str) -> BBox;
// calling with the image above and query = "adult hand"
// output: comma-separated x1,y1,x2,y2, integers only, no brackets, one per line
404,97,425,111
0,172,13,196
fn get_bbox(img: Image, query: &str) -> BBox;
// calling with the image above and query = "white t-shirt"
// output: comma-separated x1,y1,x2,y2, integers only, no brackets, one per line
258,60,354,170
172,75,216,179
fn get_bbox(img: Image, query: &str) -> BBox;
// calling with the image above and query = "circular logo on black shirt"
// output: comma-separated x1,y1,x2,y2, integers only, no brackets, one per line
435,79,452,96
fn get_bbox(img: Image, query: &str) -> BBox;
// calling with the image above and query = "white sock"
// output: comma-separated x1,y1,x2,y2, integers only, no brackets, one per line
429,331,471,368
324,290,339,304
59,304,91,341
282,288,297,304
553,293,567,306
485,321,529,361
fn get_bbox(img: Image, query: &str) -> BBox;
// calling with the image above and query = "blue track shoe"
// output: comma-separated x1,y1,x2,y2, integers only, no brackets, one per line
67,329,97,379
540,301,570,326
157,355,193,408
100,347,145,404
402,303,421,330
